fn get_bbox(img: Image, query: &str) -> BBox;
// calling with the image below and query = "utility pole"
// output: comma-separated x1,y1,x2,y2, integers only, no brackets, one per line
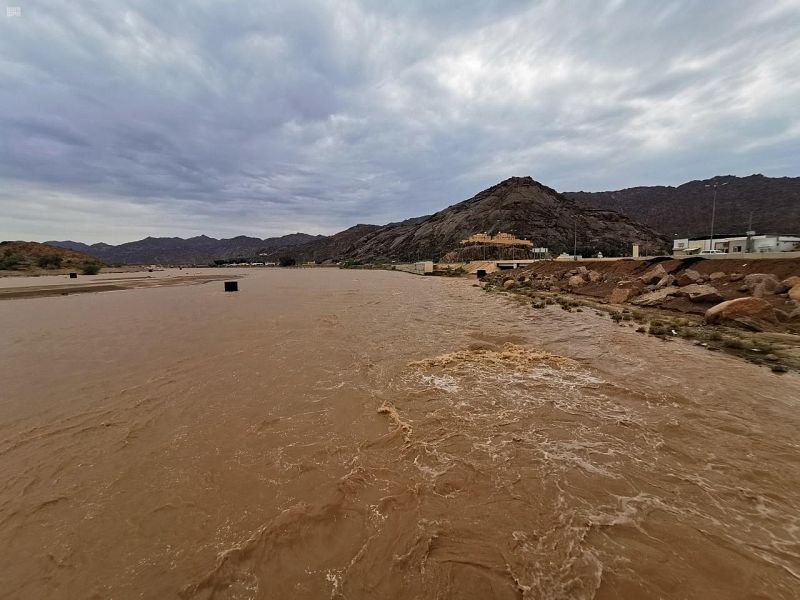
705,181,728,251
573,219,578,260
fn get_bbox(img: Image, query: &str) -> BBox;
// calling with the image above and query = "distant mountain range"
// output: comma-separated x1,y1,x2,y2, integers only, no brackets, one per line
48,177,668,264
43,174,798,265
566,174,800,239
49,232,324,266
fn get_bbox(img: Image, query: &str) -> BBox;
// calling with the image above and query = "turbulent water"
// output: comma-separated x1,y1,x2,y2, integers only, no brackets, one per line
1,269,798,599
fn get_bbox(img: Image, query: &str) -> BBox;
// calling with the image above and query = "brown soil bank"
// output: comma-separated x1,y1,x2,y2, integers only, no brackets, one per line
485,257,800,334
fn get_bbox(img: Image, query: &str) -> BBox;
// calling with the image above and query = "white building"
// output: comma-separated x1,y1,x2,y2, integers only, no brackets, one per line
673,233,800,254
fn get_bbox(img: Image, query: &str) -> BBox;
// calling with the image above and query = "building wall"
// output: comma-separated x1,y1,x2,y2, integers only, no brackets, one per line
675,235,800,254
461,232,533,246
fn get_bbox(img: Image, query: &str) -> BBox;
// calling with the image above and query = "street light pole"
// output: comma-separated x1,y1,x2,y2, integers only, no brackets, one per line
573,219,578,260
705,181,728,251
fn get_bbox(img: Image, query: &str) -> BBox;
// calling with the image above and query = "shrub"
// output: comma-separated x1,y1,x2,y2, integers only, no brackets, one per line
0,253,22,270
722,337,746,350
38,254,63,269
339,259,362,269
278,256,297,267
610,312,623,323
81,262,101,275
649,324,669,336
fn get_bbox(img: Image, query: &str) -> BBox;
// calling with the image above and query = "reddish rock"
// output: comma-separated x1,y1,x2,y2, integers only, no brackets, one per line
639,264,668,284
503,279,517,290
709,271,727,281
610,287,637,304
744,273,787,297
789,283,800,301
674,284,724,304
631,286,681,306
567,274,585,287
675,269,702,286
655,274,676,289
705,297,780,331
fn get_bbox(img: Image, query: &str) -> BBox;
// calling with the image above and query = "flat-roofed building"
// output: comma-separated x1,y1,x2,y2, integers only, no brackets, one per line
673,233,800,254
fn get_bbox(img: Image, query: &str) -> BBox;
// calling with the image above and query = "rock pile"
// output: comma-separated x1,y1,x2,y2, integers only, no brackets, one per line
487,257,800,333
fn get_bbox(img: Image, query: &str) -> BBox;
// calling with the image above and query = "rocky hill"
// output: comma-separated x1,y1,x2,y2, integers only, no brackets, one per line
566,174,800,238
273,177,667,262
47,176,669,264
0,241,104,273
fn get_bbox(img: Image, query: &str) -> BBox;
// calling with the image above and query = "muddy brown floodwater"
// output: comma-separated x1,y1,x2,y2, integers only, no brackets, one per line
1,269,798,599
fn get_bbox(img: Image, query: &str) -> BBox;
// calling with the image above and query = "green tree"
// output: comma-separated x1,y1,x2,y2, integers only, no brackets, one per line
81,262,101,275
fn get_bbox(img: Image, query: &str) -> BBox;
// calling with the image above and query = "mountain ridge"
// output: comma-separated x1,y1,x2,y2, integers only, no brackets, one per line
565,174,800,238
50,176,669,263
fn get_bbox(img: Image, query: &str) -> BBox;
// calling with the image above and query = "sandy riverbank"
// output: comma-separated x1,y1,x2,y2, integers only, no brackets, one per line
0,268,243,300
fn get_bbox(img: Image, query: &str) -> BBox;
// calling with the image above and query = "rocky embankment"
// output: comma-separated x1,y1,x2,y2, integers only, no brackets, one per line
484,257,800,334
0,241,105,275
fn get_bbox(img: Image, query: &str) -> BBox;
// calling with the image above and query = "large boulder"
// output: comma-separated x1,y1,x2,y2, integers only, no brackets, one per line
783,275,800,288
587,270,603,283
704,297,780,331
639,264,668,285
617,278,645,291
655,274,676,289
567,274,585,287
674,283,724,304
503,279,517,290
675,269,702,286
788,283,800,301
743,273,787,297
630,286,681,306
610,287,637,304
709,271,727,281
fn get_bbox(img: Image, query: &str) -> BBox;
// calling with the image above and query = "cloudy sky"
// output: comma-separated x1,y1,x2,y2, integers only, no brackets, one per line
1,0,799,243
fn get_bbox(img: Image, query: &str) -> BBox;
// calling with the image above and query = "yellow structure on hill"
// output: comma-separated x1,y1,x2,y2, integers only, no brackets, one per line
460,232,533,246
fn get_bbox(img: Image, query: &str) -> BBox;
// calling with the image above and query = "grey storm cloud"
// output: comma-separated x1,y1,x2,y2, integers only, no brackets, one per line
1,0,799,243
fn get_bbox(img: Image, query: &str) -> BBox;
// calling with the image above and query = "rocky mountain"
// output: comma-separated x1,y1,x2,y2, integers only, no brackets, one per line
565,174,800,239
45,176,669,264
267,176,668,262
47,233,324,265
